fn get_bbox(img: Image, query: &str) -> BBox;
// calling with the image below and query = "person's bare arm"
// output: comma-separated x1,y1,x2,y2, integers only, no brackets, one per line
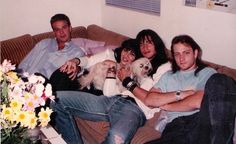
160,90,204,111
144,89,195,108
117,66,183,107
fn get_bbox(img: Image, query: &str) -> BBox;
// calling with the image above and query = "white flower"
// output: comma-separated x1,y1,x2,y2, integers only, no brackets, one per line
0,60,15,73
28,75,45,85
37,76,45,84
35,83,44,97
22,72,30,78
8,85,23,100
45,84,53,97
28,75,38,84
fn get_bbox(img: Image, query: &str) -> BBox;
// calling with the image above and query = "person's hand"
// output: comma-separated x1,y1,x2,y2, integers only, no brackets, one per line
60,58,79,72
103,60,117,78
103,60,116,67
68,65,81,80
60,58,80,80
117,66,132,81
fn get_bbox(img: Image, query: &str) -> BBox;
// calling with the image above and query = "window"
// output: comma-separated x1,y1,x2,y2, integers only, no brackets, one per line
106,0,161,15
185,0,197,7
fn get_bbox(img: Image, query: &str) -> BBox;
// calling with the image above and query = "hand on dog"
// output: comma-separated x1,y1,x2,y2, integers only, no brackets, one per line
60,58,81,80
117,66,132,81
103,60,117,78
68,65,81,80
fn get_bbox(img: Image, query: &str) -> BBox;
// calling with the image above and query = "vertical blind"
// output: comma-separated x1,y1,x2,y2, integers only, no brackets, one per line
106,0,161,15
185,0,197,6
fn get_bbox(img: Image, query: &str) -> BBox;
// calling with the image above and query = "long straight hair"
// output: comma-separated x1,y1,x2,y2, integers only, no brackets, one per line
170,35,207,75
136,29,168,76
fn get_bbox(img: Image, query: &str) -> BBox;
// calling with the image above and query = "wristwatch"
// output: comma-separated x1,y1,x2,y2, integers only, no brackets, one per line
175,90,181,101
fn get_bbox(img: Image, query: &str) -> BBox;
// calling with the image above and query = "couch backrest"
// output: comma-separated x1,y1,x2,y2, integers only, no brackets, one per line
1,34,34,65
87,24,129,46
204,61,236,80
33,26,88,45
0,26,87,65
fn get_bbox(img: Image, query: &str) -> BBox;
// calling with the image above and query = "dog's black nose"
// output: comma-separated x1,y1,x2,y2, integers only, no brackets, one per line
144,66,149,70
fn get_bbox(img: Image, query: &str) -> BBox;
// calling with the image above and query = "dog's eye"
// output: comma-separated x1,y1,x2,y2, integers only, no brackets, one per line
140,64,144,68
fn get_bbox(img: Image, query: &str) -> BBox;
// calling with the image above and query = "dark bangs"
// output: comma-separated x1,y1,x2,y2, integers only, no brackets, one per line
136,29,168,76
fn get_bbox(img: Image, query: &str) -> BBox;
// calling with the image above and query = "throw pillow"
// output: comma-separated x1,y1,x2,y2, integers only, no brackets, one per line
72,38,118,56
72,38,105,48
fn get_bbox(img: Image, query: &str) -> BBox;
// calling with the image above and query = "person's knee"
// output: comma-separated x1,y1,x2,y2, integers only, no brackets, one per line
50,92,67,110
106,131,126,144
208,73,226,83
114,134,125,144
206,73,230,89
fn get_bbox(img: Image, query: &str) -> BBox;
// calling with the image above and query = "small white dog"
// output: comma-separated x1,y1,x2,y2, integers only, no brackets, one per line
131,57,153,84
78,57,153,91
79,62,109,90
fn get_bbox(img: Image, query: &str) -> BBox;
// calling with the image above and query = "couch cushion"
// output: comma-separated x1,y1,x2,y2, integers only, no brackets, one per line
76,118,109,144
87,24,129,46
75,111,161,144
131,112,161,144
72,38,105,49
72,38,118,55
1,34,34,65
85,45,118,56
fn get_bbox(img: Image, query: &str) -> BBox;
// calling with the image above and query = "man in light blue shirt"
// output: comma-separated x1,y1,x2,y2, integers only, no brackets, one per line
18,14,85,90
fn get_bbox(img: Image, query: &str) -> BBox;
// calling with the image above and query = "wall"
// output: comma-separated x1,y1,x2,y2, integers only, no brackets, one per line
102,0,236,68
0,0,102,41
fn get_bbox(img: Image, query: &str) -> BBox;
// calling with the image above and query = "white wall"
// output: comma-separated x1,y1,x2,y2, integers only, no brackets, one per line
0,0,102,40
102,0,236,68
1,0,235,68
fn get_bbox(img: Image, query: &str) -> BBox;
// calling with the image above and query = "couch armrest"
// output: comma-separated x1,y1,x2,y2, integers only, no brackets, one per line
204,61,236,81
1,34,34,65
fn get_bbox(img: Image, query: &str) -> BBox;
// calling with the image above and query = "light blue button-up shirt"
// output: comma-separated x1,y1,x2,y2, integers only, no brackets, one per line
18,38,85,79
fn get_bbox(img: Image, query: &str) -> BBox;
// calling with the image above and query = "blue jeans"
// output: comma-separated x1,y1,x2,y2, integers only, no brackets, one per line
50,91,146,144
147,73,236,144
197,73,236,144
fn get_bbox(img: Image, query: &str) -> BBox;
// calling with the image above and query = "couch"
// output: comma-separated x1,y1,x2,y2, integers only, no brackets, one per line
1,24,236,144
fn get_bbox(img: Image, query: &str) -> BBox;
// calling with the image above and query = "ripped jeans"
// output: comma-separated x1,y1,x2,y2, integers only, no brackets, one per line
50,91,146,144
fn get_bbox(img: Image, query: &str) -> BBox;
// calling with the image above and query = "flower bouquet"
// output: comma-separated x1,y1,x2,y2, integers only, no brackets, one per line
0,60,54,143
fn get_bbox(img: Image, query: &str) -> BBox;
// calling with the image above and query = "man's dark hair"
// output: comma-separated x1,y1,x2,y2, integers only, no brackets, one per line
136,29,168,76
170,34,207,75
50,14,71,28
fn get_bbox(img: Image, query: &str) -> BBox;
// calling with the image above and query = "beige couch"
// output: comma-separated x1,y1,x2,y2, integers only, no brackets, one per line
1,24,236,143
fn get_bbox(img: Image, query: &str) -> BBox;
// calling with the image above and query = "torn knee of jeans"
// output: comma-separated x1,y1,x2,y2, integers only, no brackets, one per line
114,134,124,144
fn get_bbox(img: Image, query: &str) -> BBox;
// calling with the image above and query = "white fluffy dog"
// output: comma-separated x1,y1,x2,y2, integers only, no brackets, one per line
78,57,153,91
79,62,109,90
131,57,153,84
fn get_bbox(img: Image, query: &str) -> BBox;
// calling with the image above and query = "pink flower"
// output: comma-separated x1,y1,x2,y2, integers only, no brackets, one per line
0,59,15,73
